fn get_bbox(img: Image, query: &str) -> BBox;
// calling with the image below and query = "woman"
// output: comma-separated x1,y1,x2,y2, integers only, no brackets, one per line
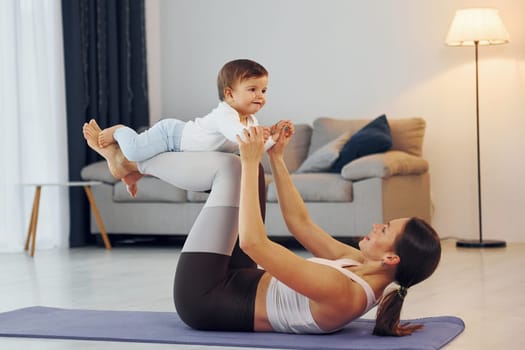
83,120,441,336
232,125,441,335
174,124,441,336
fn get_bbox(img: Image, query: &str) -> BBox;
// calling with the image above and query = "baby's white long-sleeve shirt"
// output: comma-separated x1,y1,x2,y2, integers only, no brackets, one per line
180,101,274,153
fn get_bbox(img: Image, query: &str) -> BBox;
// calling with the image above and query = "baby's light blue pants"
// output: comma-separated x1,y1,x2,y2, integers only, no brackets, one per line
114,119,185,162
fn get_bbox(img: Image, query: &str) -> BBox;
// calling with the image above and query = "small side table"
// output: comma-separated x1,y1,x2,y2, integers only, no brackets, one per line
23,181,112,257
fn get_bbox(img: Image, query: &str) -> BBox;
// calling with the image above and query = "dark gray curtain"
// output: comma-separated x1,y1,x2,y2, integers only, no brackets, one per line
62,0,149,246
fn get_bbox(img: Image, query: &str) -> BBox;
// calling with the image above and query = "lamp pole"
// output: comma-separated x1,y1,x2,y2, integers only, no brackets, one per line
475,40,482,243
456,40,506,248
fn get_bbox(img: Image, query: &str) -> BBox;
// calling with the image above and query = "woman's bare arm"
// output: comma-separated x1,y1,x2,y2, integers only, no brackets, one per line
236,126,365,310
267,124,364,261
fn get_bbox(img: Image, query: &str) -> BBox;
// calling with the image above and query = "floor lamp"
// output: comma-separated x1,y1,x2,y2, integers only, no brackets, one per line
445,8,509,248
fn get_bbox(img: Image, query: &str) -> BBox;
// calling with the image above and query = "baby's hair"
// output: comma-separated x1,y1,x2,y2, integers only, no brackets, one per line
217,59,268,101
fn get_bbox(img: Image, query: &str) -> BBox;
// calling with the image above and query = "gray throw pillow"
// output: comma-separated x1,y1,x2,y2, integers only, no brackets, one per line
296,131,352,173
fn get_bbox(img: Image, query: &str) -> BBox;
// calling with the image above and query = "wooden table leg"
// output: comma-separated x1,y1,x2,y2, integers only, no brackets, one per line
24,186,41,257
84,185,112,250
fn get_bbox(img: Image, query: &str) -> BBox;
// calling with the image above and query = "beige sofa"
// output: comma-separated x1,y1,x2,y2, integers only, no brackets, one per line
81,117,431,239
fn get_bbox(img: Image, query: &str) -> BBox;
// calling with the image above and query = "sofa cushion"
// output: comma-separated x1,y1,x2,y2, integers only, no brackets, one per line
187,191,209,202
261,124,312,174
267,173,353,202
296,130,352,173
309,117,425,157
340,150,429,180
113,177,187,203
330,115,392,173
80,161,119,184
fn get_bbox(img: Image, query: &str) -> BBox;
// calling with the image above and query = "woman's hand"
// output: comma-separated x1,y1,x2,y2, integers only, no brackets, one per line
262,126,271,143
270,120,294,141
268,120,295,158
237,126,266,164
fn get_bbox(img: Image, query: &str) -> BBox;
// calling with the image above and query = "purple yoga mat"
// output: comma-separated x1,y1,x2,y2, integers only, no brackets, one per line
0,306,464,349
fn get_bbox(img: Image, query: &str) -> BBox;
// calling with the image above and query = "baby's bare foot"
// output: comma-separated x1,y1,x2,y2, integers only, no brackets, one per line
122,171,143,198
98,125,123,148
126,183,137,198
83,121,101,152
83,120,137,179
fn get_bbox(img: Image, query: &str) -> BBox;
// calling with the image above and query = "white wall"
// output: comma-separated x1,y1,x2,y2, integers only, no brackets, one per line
147,0,525,242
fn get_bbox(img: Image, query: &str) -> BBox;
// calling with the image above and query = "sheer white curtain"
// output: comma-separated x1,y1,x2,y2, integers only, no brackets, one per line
0,0,69,252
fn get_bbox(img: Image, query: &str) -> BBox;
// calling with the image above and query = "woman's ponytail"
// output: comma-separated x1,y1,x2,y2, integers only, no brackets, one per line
373,286,422,336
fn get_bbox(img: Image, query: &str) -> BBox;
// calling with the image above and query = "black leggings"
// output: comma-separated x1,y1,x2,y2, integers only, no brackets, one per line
173,164,267,331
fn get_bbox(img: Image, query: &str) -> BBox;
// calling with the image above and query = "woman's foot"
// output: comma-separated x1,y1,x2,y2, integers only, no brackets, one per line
83,120,137,179
98,125,124,148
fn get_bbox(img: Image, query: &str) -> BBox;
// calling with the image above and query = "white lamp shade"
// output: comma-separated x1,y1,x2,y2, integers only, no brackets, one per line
446,8,510,46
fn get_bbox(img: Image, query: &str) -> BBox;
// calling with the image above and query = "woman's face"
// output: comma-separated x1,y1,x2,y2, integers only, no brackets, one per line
359,218,409,261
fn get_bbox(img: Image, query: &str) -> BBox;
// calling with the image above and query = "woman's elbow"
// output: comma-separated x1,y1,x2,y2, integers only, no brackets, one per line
239,233,266,256
238,236,252,253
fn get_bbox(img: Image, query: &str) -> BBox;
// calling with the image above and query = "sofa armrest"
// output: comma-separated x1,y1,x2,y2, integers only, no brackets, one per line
80,161,119,184
340,150,428,181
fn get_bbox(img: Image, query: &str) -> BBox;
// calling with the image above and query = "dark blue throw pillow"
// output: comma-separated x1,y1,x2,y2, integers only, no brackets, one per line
329,115,392,173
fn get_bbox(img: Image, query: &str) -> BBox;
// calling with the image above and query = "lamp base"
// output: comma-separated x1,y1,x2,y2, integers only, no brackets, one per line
456,239,506,248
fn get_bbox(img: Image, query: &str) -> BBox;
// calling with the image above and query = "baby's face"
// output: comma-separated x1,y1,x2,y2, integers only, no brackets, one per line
227,76,268,118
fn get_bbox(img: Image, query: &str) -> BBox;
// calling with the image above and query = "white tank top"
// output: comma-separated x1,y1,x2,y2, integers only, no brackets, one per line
265,257,378,334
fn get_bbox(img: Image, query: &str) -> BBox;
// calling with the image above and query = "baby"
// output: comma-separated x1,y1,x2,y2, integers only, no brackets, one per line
84,59,291,197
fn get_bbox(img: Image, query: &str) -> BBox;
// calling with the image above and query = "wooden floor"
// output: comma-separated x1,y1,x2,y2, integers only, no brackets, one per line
0,238,523,349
